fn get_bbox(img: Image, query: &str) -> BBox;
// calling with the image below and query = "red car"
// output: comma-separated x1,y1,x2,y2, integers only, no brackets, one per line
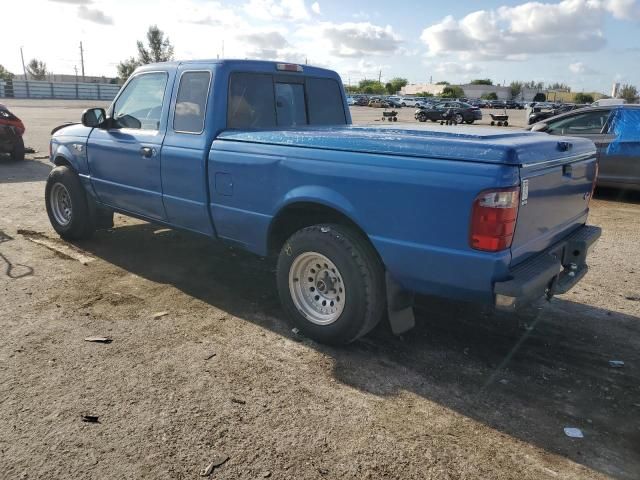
0,104,25,161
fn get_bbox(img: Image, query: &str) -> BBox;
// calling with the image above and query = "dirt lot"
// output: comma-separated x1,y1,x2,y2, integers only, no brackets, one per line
1,100,639,480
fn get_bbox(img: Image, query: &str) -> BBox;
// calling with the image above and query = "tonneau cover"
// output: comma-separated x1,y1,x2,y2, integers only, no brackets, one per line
217,124,596,166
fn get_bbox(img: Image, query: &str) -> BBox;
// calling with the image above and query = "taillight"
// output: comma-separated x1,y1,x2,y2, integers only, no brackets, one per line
470,187,520,252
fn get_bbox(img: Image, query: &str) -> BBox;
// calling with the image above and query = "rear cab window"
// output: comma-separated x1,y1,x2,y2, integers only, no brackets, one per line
174,71,211,134
227,72,346,129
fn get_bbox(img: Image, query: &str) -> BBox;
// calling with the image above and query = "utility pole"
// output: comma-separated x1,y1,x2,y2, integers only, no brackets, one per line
20,46,30,97
79,41,85,81
20,46,28,79
378,70,381,83
74,65,78,82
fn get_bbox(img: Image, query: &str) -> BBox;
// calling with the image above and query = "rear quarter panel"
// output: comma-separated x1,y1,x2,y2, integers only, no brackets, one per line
208,141,520,302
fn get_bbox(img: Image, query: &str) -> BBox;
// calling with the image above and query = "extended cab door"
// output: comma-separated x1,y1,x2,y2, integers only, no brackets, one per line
160,67,215,235
87,70,173,220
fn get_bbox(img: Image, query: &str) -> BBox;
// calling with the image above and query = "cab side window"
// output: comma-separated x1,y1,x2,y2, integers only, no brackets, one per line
112,72,168,130
174,71,211,133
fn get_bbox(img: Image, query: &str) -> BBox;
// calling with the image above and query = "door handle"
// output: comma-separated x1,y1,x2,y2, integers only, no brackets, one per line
140,147,155,158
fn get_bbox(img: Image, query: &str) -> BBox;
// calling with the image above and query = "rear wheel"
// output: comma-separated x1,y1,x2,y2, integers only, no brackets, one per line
276,224,385,345
11,137,25,161
454,113,464,124
465,119,475,125
45,166,95,240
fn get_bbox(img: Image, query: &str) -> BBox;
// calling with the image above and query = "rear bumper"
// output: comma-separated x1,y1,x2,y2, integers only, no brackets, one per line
494,225,601,310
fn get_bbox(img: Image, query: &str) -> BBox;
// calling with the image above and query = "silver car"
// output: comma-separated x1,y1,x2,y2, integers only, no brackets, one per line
529,105,640,191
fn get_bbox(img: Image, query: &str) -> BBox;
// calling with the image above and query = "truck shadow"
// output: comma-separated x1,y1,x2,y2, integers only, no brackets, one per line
0,157,51,184
80,222,640,480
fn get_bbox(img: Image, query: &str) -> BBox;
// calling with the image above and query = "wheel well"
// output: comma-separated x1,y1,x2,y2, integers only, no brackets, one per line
268,202,378,258
54,156,73,169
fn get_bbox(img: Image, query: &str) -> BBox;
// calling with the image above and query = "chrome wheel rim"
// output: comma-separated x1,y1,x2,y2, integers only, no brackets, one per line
50,183,72,226
289,252,346,325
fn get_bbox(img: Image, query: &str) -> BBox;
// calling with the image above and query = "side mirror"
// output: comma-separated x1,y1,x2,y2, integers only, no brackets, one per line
530,122,548,132
81,108,106,128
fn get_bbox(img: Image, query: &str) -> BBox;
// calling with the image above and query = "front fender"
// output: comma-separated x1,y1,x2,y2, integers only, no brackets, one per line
51,140,89,175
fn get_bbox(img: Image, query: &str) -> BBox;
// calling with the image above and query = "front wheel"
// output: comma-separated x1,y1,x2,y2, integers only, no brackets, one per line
276,224,385,345
45,166,95,240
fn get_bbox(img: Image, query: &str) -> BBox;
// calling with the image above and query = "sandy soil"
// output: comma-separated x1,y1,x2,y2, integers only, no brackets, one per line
0,100,638,480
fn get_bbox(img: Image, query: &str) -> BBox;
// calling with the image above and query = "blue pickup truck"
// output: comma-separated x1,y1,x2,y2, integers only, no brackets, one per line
46,60,601,344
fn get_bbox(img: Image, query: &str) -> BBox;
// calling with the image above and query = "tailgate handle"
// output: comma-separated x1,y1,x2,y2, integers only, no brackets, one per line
557,141,572,152
563,164,573,177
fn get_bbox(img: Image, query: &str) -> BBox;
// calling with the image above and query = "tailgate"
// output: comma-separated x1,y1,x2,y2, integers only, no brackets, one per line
510,145,597,266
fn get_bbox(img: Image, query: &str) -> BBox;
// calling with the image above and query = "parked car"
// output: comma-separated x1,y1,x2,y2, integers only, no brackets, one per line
384,97,403,108
488,100,506,109
347,96,356,106
368,97,389,108
469,99,489,108
46,59,600,345
528,105,640,191
354,96,369,106
402,97,429,108
415,101,482,124
0,103,25,161
528,104,587,125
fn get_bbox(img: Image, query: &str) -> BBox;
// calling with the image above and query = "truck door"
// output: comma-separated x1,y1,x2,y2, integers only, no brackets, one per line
87,71,172,220
160,68,215,235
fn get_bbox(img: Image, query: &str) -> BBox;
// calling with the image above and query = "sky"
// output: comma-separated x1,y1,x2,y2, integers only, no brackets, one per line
3,0,640,92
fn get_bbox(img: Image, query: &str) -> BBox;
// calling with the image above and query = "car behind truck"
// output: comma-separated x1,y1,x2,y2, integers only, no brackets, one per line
46,60,601,344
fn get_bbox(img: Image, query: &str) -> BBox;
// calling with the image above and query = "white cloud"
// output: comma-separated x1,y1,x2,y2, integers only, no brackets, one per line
421,0,640,61
243,0,310,22
311,2,321,14
77,5,113,25
569,61,598,74
435,62,481,75
605,0,640,19
312,22,402,57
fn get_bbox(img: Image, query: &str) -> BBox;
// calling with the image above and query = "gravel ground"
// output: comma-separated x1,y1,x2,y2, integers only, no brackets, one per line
0,100,639,480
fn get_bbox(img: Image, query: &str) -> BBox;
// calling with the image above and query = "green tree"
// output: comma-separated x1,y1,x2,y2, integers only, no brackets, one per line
548,82,571,92
26,59,47,80
441,85,464,98
618,84,638,103
0,64,15,81
117,25,175,82
574,92,594,104
524,80,544,90
412,91,434,97
435,80,450,85
481,92,498,100
470,79,493,85
533,92,547,102
385,77,408,94
358,79,385,94
510,81,523,99
117,57,139,83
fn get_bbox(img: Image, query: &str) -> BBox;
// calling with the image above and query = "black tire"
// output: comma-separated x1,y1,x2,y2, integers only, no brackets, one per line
45,166,95,240
11,137,25,161
454,113,464,124
503,120,509,127
465,120,475,125
276,224,385,345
